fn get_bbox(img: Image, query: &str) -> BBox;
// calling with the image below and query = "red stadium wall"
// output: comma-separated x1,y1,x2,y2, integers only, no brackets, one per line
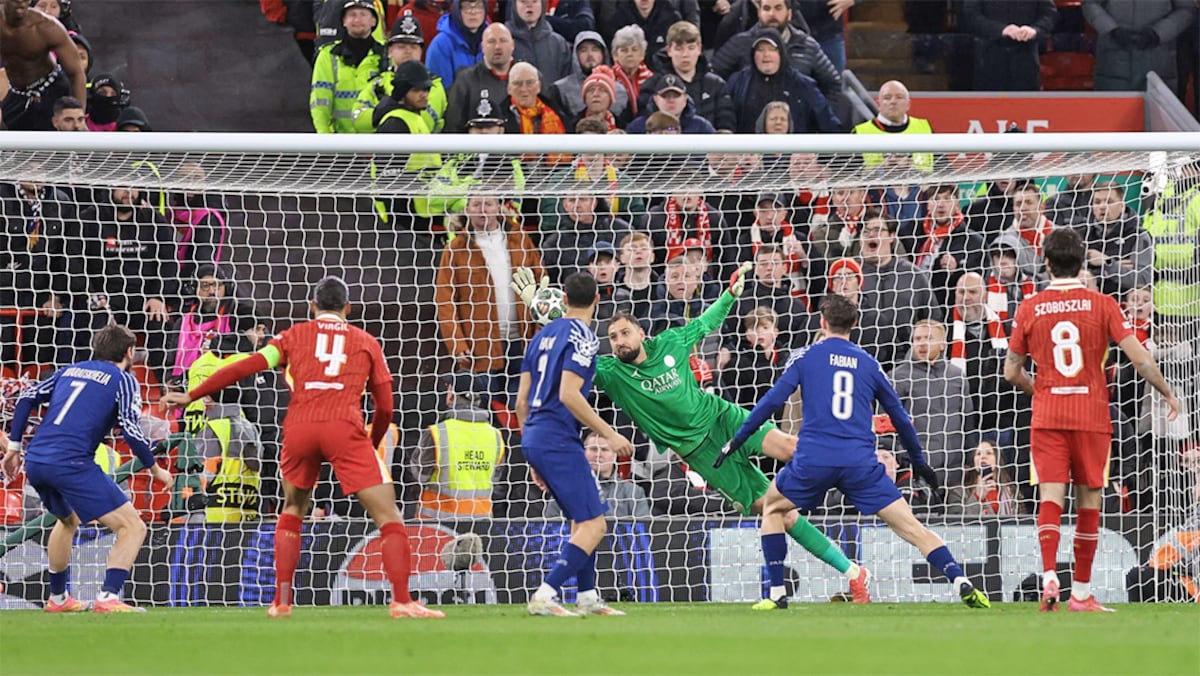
911,93,1145,133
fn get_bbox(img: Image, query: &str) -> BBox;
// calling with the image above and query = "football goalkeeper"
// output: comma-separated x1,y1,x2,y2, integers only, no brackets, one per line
513,265,869,608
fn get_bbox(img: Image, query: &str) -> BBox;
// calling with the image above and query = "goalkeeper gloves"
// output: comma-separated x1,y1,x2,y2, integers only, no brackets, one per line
728,262,753,298
510,267,550,308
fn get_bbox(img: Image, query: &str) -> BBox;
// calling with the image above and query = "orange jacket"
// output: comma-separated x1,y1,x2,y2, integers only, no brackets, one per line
435,229,544,373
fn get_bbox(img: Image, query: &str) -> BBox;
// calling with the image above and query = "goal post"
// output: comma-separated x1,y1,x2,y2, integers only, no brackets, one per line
0,131,1197,607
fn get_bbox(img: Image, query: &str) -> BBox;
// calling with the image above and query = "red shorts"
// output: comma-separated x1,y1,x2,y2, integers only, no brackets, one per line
280,419,391,496
1030,428,1111,489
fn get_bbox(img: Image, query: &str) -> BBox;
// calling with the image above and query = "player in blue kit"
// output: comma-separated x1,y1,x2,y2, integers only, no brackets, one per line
719,295,990,608
516,272,634,618
1,325,172,613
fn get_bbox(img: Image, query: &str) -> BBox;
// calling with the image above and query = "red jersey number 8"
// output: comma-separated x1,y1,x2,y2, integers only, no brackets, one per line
1050,320,1083,378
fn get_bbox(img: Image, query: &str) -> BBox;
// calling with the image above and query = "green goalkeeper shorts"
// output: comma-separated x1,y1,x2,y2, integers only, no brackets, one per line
679,405,775,516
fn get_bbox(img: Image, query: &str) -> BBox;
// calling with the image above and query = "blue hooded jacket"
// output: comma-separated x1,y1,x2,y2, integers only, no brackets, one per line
425,2,485,90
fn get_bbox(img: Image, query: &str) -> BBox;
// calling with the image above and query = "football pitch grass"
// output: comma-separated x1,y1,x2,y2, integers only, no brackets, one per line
2,603,1198,675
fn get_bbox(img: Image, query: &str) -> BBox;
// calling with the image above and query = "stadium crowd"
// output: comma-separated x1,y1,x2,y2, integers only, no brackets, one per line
1,0,1198,549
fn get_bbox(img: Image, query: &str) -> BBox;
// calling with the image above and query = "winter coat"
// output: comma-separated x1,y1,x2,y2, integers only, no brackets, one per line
539,214,633,284
960,0,1057,91
642,51,735,131
860,257,934,369
544,0,595,43
724,64,841,133
425,11,484,91
625,98,716,134
891,354,974,486
1083,0,1195,91
507,13,572,83
547,31,630,121
444,60,511,132
434,229,544,373
1077,208,1154,298
602,0,682,52
710,24,841,98
721,338,788,410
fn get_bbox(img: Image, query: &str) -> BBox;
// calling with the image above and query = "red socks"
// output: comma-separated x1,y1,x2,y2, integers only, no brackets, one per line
274,513,303,607
380,521,413,603
1073,508,1100,584
1037,501,1063,574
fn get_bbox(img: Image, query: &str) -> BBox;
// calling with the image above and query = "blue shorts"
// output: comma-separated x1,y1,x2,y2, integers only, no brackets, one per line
24,460,129,523
524,442,608,522
776,461,902,516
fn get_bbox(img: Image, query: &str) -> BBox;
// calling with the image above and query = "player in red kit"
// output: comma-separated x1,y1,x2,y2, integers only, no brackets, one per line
1005,229,1179,613
162,277,444,619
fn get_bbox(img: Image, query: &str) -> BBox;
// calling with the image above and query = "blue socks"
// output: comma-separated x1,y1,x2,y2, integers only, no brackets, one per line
575,550,598,593
926,546,965,582
544,543,592,592
48,569,68,596
101,568,129,596
762,533,787,588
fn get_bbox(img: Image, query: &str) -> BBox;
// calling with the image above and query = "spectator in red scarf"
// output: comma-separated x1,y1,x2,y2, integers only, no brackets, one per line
645,183,734,280
572,64,626,130
946,271,1028,445
738,193,806,278
913,183,985,312
809,184,870,289
996,179,1052,281
610,24,653,117
984,241,1036,334
501,62,569,168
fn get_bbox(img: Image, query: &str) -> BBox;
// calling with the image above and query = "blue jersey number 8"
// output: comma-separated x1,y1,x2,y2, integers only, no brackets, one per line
831,370,854,420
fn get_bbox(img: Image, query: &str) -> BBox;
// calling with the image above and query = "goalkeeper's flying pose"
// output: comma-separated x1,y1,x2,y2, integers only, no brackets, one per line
513,264,869,608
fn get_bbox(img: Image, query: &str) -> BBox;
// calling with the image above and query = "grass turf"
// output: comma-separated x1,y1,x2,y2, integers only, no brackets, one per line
2,603,1197,675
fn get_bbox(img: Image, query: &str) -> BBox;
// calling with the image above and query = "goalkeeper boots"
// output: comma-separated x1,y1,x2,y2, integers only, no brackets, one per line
92,597,146,613
527,596,579,617
958,580,990,609
850,566,871,604
576,596,625,616
1067,595,1116,613
389,601,446,619
751,597,788,610
45,593,90,613
1039,579,1060,612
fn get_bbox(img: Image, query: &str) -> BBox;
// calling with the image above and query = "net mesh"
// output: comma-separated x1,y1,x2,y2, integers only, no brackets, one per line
1,140,1198,607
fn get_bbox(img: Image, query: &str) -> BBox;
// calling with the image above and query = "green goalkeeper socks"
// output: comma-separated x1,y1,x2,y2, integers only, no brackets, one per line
786,517,852,574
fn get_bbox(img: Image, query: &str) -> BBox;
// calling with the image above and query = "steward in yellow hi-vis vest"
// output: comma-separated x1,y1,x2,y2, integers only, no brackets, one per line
851,80,934,173
1142,166,1200,319
196,403,262,523
415,373,504,520
353,9,446,134
310,0,387,133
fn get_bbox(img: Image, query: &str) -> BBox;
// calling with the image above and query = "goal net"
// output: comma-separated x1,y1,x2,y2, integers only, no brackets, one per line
0,133,1197,607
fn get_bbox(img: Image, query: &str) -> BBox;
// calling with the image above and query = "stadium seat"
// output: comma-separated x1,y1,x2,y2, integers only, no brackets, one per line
1041,52,1095,91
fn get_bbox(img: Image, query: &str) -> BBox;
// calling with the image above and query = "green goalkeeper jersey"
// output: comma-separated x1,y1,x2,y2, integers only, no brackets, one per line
594,291,742,456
